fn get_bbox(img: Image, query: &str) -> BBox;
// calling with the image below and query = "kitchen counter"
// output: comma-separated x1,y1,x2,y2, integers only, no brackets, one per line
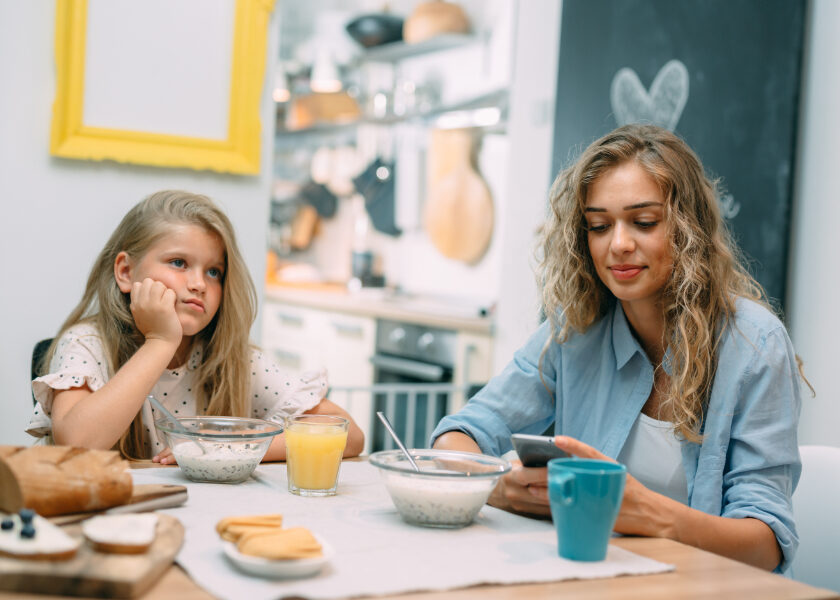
264,283,494,335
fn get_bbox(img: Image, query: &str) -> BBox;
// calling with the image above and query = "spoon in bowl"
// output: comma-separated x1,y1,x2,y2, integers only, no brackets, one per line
148,395,205,455
376,411,420,472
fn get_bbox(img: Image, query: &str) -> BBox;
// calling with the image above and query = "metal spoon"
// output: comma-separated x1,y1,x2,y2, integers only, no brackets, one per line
148,395,205,455
376,411,420,472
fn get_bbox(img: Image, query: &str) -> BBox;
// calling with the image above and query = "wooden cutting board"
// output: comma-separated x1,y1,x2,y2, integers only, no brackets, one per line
0,513,183,598
50,484,188,526
424,129,494,264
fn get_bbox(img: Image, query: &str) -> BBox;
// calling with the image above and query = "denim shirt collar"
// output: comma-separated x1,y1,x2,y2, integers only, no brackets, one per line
610,301,674,375
611,301,644,369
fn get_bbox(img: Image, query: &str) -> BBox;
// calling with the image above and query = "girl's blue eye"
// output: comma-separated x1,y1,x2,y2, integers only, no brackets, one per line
170,258,186,268
208,267,223,279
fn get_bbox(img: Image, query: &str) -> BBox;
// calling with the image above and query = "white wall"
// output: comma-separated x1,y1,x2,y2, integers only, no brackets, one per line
787,0,840,447
0,2,278,445
493,0,561,371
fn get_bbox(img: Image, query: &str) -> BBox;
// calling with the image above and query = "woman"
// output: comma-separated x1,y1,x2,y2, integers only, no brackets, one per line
432,125,803,572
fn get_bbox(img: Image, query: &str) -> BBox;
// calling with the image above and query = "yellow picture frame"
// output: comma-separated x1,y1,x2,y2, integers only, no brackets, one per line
50,0,274,175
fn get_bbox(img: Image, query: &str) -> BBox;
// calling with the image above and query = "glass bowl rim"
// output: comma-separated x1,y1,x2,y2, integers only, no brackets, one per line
368,449,511,479
154,416,283,440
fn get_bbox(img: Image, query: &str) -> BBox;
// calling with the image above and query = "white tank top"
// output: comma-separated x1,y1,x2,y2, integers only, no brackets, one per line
616,413,688,505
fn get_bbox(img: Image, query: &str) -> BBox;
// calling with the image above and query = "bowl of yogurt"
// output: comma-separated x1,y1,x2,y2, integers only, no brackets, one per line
155,416,283,483
368,449,511,528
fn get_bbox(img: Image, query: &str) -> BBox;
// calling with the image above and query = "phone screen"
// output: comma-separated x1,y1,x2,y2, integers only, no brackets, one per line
511,433,568,467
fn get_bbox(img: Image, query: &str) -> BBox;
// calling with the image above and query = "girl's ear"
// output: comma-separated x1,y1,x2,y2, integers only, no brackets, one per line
114,252,134,293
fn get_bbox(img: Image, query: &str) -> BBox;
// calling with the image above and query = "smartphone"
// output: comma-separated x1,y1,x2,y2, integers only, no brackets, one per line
510,433,569,467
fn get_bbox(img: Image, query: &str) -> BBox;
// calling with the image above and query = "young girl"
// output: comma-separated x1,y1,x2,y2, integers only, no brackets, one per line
27,190,364,462
432,125,804,572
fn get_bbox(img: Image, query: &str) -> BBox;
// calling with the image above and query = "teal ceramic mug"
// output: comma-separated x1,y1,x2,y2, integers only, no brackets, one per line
547,458,627,561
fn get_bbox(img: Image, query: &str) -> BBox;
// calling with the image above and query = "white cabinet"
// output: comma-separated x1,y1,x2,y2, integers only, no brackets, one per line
261,294,496,452
261,300,376,445
452,331,494,413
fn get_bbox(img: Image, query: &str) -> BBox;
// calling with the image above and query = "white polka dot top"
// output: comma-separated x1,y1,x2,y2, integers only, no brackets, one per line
27,323,327,458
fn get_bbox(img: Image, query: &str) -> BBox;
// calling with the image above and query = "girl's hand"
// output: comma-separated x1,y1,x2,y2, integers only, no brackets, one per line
130,278,182,346
488,460,552,518
152,447,177,465
553,435,667,537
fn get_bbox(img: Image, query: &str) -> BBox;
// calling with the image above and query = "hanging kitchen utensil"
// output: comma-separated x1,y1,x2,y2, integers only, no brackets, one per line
353,157,401,236
299,180,339,218
423,128,493,264
289,204,319,251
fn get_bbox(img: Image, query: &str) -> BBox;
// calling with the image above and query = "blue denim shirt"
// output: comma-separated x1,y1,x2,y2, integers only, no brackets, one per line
432,298,802,572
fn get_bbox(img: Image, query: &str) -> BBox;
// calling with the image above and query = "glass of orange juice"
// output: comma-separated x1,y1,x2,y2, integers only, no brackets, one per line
285,415,349,496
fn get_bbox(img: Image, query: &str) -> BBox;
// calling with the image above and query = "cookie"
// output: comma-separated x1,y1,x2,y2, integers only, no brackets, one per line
237,526,322,560
216,514,283,542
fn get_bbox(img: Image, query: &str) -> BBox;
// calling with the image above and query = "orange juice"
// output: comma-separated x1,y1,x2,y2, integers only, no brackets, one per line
285,416,349,496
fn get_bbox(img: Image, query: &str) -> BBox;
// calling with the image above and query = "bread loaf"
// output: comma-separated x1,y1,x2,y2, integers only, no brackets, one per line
0,446,133,517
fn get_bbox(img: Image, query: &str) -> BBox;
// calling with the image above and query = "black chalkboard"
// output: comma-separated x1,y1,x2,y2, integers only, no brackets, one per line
551,0,805,309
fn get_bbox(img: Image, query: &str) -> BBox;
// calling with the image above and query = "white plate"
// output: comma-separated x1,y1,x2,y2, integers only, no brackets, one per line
222,536,333,579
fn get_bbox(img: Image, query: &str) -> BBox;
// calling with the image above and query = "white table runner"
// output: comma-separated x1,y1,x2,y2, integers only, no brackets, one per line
132,462,673,600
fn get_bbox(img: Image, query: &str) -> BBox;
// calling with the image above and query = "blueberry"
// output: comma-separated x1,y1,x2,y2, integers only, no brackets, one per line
20,525,35,539
1,519,13,530
18,509,35,523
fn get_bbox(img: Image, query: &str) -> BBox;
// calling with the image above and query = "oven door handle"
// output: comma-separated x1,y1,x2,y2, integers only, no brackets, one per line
370,355,446,382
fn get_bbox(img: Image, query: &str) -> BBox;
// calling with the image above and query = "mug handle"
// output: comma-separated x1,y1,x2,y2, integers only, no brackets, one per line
549,471,575,506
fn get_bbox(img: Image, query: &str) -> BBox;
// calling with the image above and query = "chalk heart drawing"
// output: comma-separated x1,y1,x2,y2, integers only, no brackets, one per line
610,59,689,131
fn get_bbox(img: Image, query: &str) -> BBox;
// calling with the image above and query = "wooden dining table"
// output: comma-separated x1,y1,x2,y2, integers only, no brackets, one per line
1,462,837,600
1,535,836,600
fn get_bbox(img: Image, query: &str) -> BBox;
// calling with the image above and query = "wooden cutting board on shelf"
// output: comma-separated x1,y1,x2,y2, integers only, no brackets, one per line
0,513,184,598
424,128,494,264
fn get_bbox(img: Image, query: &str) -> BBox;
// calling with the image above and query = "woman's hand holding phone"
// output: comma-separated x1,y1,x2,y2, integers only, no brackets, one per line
486,434,570,518
487,460,551,517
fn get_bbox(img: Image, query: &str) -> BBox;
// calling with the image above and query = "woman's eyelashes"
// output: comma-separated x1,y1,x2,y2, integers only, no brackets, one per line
635,220,659,229
584,219,660,233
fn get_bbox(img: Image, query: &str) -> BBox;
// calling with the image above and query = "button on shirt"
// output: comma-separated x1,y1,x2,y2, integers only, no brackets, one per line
432,298,802,572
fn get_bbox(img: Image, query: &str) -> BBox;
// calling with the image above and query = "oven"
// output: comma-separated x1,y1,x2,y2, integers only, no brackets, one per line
369,319,456,452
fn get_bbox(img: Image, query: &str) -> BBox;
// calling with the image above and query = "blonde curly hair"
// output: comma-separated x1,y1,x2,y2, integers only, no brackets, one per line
540,124,766,442
42,190,257,458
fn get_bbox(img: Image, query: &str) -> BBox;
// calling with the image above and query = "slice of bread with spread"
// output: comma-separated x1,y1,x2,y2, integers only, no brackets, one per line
0,510,81,560
81,514,159,554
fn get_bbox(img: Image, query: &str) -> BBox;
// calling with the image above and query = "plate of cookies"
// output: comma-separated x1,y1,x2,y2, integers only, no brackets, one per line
217,514,333,579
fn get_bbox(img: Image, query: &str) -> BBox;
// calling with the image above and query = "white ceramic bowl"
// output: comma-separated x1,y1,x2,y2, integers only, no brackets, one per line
369,449,511,528
155,416,283,483
222,536,334,579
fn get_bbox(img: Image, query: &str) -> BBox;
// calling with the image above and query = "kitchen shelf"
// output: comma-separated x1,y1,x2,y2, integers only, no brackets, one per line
275,88,508,148
358,34,479,63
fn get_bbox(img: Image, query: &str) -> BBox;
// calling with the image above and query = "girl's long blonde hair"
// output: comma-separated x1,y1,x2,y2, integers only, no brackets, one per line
541,124,766,442
42,190,257,458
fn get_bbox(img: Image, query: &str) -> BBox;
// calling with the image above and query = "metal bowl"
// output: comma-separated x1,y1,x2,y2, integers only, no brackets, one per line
345,14,404,48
